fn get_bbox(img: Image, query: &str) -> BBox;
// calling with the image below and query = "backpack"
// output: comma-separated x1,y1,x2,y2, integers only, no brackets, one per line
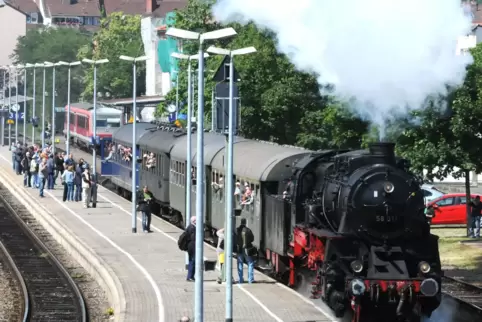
178,231,189,251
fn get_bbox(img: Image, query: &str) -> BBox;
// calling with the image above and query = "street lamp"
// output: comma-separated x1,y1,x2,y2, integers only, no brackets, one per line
14,65,19,143
32,63,43,144
41,63,51,147
166,27,237,322
18,63,34,145
82,58,109,181
8,65,14,148
1,66,7,146
171,52,209,267
58,61,81,155
45,61,62,153
207,45,256,321
119,55,149,234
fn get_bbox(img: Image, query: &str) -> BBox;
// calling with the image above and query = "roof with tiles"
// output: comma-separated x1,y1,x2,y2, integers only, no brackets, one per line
3,0,39,13
103,0,186,16
44,0,101,17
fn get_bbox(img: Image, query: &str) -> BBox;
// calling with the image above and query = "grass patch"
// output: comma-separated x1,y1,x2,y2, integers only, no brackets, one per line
432,228,482,270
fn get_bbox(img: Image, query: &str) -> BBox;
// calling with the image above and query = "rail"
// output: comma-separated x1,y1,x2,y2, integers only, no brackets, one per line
0,189,87,322
0,239,29,322
442,276,482,311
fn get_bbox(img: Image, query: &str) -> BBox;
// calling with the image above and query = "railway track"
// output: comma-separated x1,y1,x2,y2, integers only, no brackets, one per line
0,239,28,321
0,186,87,322
442,276,482,312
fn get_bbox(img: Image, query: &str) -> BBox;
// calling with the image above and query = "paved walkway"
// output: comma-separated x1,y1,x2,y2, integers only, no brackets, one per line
0,146,336,322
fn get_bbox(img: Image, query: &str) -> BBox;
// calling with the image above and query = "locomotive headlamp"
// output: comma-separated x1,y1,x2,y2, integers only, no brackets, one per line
383,181,395,193
418,261,431,274
350,260,364,273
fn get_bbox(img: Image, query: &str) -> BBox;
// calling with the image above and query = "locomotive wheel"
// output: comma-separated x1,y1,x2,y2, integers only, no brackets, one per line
292,268,317,293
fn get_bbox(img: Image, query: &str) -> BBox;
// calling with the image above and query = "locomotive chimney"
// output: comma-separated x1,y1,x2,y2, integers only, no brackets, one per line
369,142,396,163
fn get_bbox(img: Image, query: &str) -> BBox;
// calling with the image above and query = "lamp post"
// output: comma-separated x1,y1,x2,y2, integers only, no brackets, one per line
58,61,81,155
19,64,34,145
119,55,149,234
82,58,109,180
14,65,19,143
166,27,237,322
32,63,42,144
171,52,209,267
1,66,7,146
44,61,61,153
207,45,257,321
8,65,14,148
41,63,50,148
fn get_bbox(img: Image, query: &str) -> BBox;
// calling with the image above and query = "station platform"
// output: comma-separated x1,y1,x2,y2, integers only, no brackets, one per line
0,146,336,322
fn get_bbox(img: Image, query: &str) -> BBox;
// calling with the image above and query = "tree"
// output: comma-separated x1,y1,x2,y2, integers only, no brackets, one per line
11,27,90,122
79,13,145,100
396,43,482,235
298,103,369,150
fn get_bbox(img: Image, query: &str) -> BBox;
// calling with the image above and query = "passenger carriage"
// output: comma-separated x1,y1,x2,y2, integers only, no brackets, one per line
64,102,122,152
103,123,152,198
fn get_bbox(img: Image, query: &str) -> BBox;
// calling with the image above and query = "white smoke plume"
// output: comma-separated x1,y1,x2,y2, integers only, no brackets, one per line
212,0,473,137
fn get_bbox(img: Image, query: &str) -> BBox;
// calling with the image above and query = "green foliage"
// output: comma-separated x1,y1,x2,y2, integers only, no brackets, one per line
79,12,145,100
396,43,482,180
11,27,89,121
298,104,369,150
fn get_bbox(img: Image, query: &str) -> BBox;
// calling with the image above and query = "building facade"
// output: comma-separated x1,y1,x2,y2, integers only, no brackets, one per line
0,1,27,67
141,0,186,97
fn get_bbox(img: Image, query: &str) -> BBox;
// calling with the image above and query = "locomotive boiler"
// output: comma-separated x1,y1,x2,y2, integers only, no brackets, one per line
288,142,442,322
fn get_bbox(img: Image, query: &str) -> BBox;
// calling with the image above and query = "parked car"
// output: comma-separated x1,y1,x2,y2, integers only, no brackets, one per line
421,184,445,204
428,193,480,225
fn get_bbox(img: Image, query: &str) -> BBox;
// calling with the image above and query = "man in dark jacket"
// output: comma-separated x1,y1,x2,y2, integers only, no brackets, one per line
185,216,197,281
54,152,65,185
46,154,55,189
74,159,84,202
15,143,23,175
21,152,31,187
469,196,482,238
137,186,154,233
236,218,255,284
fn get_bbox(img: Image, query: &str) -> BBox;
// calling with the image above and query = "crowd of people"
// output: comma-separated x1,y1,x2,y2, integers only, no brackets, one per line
11,141,96,208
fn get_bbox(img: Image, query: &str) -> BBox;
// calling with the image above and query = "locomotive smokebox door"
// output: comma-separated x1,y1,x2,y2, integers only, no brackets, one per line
367,246,409,279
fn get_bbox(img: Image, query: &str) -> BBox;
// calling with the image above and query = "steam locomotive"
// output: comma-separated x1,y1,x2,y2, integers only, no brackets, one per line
105,124,442,322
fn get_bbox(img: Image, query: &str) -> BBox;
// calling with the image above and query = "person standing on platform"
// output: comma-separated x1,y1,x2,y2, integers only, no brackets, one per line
30,153,39,188
46,154,55,189
186,216,197,281
74,158,84,202
216,228,225,284
38,158,48,197
236,218,256,284
81,166,92,208
61,165,75,202
22,152,31,187
54,152,64,185
137,186,154,233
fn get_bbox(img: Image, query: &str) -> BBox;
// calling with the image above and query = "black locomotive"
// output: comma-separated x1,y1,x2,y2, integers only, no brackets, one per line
105,124,442,322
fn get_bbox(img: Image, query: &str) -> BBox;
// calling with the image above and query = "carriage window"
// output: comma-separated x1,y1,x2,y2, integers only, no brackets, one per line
70,113,75,124
78,116,87,129
96,120,108,127
143,150,156,171
114,144,132,163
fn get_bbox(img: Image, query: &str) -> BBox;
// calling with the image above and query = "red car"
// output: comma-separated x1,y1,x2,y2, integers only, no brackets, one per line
428,193,480,225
